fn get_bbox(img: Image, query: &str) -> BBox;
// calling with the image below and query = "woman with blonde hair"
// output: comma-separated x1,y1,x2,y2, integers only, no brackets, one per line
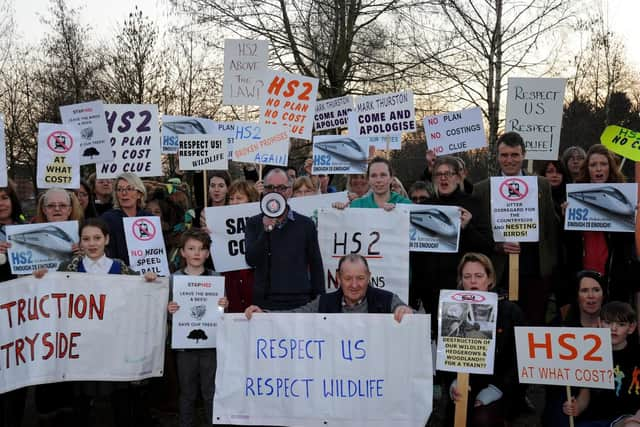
292,176,317,197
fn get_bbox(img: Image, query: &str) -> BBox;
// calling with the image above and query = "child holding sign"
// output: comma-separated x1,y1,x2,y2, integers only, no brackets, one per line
167,229,228,427
563,302,639,425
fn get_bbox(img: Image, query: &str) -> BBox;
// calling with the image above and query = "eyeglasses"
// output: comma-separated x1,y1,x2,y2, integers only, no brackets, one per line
44,203,71,210
264,184,290,193
411,196,429,203
116,187,138,194
77,192,88,198
434,171,455,179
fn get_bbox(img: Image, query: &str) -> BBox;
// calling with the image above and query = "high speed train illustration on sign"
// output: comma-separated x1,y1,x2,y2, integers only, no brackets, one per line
410,208,458,237
9,225,75,255
568,186,635,217
315,138,367,162
162,119,207,134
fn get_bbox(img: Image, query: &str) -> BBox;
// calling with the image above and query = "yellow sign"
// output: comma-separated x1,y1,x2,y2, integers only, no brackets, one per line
600,125,640,161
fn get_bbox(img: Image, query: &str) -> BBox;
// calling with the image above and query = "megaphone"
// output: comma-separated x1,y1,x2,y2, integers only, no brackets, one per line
260,192,287,219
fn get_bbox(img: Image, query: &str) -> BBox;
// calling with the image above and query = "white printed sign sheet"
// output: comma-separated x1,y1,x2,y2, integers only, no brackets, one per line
311,135,368,174
123,216,169,276
318,208,410,303
490,176,539,242
565,183,638,232
0,114,7,187
59,100,112,165
0,272,169,393
233,124,289,166
436,290,497,374
348,91,416,137
37,123,81,189
223,39,269,106
402,205,461,253
424,107,486,156
259,69,319,140
171,275,225,349
7,221,79,275
97,104,162,179
178,133,228,171
213,313,433,427
514,327,614,389
161,115,217,154
505,77,567,160
313,95,354,131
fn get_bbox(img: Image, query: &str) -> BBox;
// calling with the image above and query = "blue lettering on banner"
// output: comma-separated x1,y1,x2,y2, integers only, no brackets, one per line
256,338,325,360
322,378,384,398
245,377,313,398
10,251,33,265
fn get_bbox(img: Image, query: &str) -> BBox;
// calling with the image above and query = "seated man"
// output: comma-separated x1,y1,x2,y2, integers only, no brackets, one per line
245,254,413,322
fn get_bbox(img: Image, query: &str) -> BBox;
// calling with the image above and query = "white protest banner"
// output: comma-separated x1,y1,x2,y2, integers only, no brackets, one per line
207,202,260,273
288,191,349,226
161,115,216,154
312,135,368,174
171,275,225,349
348,90,416,137
259,69,319,140
97,104,162,179
318,208,410,303
514,326,614,389
424,107,486,156
436,290,497,374
223,39,269,106
123,216,169,276
7,221,78,275
490,176,539,242
0,272,168,393
0,114,6,187
365,134,402,150
565,183,638,232
213,313,432,427
233,124,289,167
505,77,566,160
36,123,81,189
401,205,461,253
313,95,354,131
178,133,228,171
59,100,112,164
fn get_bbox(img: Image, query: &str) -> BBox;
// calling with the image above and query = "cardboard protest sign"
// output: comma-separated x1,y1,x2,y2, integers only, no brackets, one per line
348,90,416,137
7,221,78,275
505,78,566,160
565,183,637,232
514,327,614,389
401,205,461,253
436,290,497,374
0,114,7,187
0,272,168,393
123,216,169,276
37,123,81,189
233,124,289,166
490,176,539,242
424,107,486,156
97,104,162,179
318,208,410,303
59,100,112,164
171,275,225,349
311,135,368,174
213,313,433,427
161,115,216,154
259,69,319,140
313,95,354,131
365,134,402,150
223,39,269,106
601,125,640,162
206,202,260,273
178,133,228,171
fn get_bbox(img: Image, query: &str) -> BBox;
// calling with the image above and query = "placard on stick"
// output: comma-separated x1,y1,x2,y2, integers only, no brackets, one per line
123,216,169,276
59,100,112,165
424,107,486,156
223,39,269,106
313,95,354,131
178,133,228,171
37,123,80,189
347,90,416,137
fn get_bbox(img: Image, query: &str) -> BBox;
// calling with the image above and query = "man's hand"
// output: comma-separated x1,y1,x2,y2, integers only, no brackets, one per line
393,305,413,323
167,301,180,314
496,242,520,254
262,216,278,232
245,305,264,319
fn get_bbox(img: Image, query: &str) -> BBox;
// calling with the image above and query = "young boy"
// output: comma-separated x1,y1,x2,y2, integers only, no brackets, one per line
564,302,639,426
167,229,227,427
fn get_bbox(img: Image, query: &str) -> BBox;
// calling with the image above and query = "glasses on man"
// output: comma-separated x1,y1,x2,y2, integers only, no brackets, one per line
44,203,71,210
116,186,138,194
434,171,455,179
264,184,290,193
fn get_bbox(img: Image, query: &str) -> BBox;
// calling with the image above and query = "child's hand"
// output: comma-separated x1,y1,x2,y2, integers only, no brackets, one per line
143,272,157,282
33,268,48,279
218,297,229,309
167,301,180,314
71,243,83,256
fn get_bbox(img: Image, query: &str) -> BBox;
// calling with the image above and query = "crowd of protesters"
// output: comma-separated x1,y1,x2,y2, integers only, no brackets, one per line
0,130,639,427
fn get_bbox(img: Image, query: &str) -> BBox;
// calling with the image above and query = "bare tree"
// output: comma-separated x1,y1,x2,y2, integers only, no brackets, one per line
0,0,15,72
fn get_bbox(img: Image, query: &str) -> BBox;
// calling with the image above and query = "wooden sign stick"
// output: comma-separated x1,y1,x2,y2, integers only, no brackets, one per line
259,164,263,182
203,170,208,208
385,135,391,159
454,372,469,427
566,385,574,427
509,253,519,301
